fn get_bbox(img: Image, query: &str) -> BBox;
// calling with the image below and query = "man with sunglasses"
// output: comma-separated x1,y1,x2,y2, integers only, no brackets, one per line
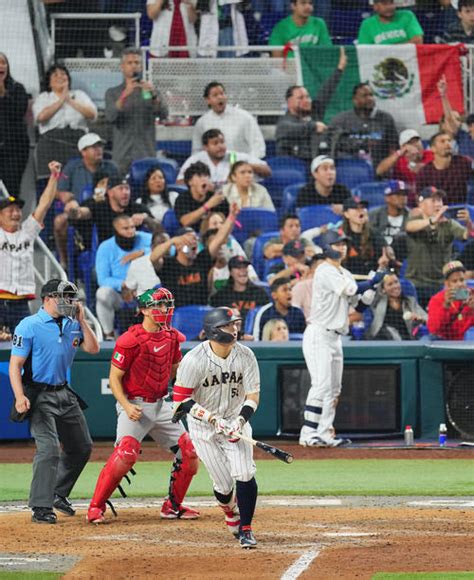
87,287,199,524
9,278,100,524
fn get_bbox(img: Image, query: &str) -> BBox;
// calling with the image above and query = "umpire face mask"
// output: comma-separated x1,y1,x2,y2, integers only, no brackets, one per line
52,281,80,318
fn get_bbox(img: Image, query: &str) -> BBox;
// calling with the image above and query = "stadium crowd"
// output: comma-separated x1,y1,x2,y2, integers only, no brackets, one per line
1,0,474,342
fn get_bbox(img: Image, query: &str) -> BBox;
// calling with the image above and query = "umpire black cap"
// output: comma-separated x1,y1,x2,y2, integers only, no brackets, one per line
203,307,242,344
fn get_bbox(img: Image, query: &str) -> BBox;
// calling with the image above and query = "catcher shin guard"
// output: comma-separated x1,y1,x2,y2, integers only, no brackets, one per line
87,436,140,522
167,433,199,510
214,489,240,537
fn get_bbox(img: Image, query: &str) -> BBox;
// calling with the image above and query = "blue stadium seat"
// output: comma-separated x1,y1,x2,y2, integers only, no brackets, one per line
263,257,284,281
263,169,307,208
252,230,280,279
352,181,390,208
244,304,266,336
67,224,99,308
232,208,278,245
162,209,180,236
129,158,178,198
172,305,213,341
297,205,340,231
464,327,474,341
335,159,374,190
289,333,304,341
265,156,308,175
281,182,306,218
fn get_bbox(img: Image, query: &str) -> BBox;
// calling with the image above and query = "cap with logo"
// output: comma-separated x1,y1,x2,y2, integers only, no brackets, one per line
0,180,25,210
77,132,105,152
343,197,369,211
399,129,420,147
283,239,305,257
107,173,130,190
442,260,466,279
310,155,334,174
418,186,446,202
384,179,407,196
228,255,250,269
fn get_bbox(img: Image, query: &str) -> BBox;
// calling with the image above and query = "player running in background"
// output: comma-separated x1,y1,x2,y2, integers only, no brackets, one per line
87,287,199,523
299,231,383,447
172,307,260,549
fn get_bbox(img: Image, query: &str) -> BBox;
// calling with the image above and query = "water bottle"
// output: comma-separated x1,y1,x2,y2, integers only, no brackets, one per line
404,425,414,446
439,423,447,447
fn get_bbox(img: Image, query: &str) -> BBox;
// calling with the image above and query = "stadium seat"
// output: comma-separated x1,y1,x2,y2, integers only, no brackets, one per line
129,158,178,197
297,205,340,231
232,208,278,245
252,230,280,279
280,182,306,218
172,305,213,341
162,209,180,236
263,257,284,281
464,327,474,341
265,156,308,175
400,278,417,299
244,304,266,336
335,159,374,190
289,333,304,341
263,169,307,208
352,181,390,208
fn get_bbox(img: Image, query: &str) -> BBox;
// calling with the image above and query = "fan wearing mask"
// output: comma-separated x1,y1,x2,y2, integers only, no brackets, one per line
95,215,153,340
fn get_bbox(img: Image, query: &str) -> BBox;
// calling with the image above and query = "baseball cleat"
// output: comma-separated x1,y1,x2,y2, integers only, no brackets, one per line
160,499,200,520
299,436,329,447
239,527,257,549
31,507,57,524
53,495,76,516
87,507,106,524
330,438,352,447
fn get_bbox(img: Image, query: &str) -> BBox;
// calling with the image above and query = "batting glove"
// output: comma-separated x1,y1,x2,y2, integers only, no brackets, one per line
226,417,245,443
212,417,231,436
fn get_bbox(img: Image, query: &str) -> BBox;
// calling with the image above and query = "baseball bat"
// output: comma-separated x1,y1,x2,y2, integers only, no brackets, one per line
352,274,370,280
236,433,294,464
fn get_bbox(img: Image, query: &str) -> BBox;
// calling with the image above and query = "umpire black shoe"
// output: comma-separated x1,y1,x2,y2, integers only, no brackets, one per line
239,527,257,549
53,495,76,516
32,507,57,524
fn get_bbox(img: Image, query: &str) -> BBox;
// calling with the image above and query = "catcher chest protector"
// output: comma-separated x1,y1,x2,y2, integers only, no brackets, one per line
125,325,181,399
168,432,199,509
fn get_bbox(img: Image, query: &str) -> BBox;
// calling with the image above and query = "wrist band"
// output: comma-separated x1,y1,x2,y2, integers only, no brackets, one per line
239,399,258,423
203,203,210,212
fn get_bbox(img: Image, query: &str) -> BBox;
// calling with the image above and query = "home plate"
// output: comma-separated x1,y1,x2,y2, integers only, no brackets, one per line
323,532,378,537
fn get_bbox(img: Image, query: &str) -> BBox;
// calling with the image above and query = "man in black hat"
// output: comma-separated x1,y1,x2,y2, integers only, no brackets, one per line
405,186,472,307
66,172,154,248
9,277,100,523
266,239,310,285
0,161,60,333
210,256,269,325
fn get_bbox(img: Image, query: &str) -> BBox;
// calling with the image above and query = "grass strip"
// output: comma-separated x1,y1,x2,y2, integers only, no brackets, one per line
373,573,474,579
0,459,473,501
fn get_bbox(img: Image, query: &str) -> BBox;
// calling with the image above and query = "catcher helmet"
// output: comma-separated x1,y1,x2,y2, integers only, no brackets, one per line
137,287,175,329
40,279,80,319
203,307,242,344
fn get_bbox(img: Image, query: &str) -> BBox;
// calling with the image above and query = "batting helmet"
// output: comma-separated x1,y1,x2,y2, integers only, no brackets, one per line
137,287,175,329
320,230,350,261
203,307,242,344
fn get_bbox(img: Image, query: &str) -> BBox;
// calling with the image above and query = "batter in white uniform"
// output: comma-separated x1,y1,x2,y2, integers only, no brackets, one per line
299,230,382,447
172,307,260,549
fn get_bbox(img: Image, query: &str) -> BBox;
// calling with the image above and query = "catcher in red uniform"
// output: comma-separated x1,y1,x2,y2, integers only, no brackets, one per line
87,287,199,524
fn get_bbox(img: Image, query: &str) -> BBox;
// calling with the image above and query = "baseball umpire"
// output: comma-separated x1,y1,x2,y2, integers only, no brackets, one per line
87,287,199,524
172,307,260,549
299,231,383,447
9,279,100,523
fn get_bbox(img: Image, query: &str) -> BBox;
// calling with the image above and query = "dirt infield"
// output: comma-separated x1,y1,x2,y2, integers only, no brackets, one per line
1,439,473,463
0,500,473,578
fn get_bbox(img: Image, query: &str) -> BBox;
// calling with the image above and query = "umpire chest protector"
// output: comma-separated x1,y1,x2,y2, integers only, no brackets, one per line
119,324,182,399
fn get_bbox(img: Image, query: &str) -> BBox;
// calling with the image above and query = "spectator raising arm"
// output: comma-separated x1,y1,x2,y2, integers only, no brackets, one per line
33,161,63,225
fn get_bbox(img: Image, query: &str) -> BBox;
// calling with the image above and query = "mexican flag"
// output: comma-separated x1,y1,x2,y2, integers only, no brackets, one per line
300,45,465,128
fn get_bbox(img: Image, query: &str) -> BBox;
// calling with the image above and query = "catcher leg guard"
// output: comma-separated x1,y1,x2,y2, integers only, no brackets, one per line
87,436,140,523
214,489,240,538
161,433,199,520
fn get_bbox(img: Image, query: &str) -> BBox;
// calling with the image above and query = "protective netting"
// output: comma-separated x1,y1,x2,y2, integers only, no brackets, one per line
1,0,474,349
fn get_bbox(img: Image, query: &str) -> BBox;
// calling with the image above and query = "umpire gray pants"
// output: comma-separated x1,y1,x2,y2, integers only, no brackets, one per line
28,388,92,509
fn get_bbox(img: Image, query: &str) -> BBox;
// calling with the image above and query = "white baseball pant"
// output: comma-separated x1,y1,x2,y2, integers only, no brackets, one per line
300,324,343,444
188,419,256,495
95,286,123,335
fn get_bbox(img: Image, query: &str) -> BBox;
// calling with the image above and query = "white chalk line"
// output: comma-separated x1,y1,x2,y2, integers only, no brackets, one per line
280,548,321,580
